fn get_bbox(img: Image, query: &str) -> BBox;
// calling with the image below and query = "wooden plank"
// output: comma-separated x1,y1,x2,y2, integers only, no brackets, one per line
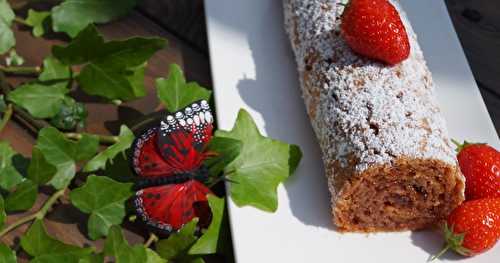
138,0,208,53
478,85,500,135
445,0,500,134
0,8,212,254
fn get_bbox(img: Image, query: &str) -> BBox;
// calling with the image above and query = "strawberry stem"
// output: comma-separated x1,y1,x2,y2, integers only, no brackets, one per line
429,243,451,262
432,223,472,260
450,139,484,153
451,139,470,154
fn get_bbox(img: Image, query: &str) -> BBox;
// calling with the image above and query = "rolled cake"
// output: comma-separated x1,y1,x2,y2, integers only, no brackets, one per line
283,0,465,232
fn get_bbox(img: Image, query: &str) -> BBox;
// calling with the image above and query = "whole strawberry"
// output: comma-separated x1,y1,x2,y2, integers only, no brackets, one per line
453,140,500,200
433,198,500,258
340,0,410,65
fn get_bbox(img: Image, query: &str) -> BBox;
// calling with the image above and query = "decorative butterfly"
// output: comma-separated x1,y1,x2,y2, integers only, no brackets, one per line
131,100,216,233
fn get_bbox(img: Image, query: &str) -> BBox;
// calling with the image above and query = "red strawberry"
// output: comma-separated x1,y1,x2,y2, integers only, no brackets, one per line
340,0,410,65
433,198,500,258
453,140,500,200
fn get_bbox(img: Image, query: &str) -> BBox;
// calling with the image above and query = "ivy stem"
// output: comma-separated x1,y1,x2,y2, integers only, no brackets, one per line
14,17,30,26
0,65,41,75
144,233,159,248
0,103,13,134
64,132,119,145
0,188,66,238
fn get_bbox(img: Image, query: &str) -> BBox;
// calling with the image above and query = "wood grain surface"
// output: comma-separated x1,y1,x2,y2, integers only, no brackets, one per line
445,0,500,135
0,2,213,260
138,0,208,53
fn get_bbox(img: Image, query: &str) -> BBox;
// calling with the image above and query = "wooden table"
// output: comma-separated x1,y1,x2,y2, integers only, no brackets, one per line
0,0,499,261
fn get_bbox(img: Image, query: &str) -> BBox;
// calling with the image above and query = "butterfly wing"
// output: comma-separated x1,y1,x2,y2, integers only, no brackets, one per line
131,100,214,178
131,128,176,177
156,100,214,173
134,180,213,232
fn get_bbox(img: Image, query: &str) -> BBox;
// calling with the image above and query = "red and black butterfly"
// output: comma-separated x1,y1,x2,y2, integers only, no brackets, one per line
131,100,216,233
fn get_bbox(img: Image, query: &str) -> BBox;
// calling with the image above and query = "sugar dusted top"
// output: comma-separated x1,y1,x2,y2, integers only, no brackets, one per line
283,0,456,172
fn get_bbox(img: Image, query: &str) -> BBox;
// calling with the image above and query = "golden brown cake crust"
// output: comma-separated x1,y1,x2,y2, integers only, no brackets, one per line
283,0,465,231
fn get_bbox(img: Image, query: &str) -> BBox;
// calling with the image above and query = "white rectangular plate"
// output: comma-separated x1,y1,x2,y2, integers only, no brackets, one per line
204,1,500,262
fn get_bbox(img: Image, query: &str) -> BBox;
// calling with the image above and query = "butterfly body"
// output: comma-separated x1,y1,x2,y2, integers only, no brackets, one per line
131,100,215,233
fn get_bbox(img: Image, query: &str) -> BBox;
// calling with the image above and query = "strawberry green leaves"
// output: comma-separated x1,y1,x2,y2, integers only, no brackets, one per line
53,25,165,101
21,219,94,262
70,175,134,240
7,82,69,119
104,226,165,263
156,64,212,112
36,127,99,189
84,125,134,172
0,244,16,263
215,109,302,212
0,0,15,54
51,0,137,38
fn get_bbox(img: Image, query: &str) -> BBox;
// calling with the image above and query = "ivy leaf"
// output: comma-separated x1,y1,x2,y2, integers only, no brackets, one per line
205,137,242,177
156,219,203,262
0,196,5,229
70,175,133,240
52,25,104,65
0,244,16,263
50,97,88,131
0,141,24,190
39,56,71,82
52,0,137,38
73,134,100,161
288,144,303,175
0,0,14,24
27,147,57,185
7,82,69,119
215,109,302,212
100,153,135,183
78,253,104,263
36,127,99,189
156,64,212,112
25,9,51,37
104,226,165,263
5,50,24,66
145,248,167,263
53,25,165,101
84,125,134,172
52,25,166,68
12,154,30,177
21,219,94,262
0,0,15,54
0,21,15,55
5,180,37,212
77,62,147,101
189,195,225,255
0,95,6,113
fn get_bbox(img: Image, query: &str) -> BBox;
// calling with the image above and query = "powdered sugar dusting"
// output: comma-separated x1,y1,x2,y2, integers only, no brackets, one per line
283,0,456,173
